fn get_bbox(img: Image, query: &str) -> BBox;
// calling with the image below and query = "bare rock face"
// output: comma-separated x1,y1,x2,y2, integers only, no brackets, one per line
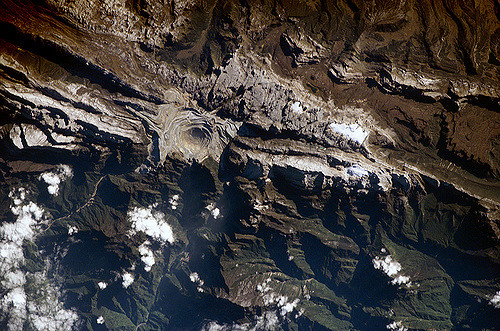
0,0,499,330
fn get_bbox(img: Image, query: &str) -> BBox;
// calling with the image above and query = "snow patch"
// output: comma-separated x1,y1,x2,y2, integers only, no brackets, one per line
10,124,23,149
39,165,73,196
291,101,303,114
253,199,268,212
127,206,175,244
346,165,369,178
329,122,368,144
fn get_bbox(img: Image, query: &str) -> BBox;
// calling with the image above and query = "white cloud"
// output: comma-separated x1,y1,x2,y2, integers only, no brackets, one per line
5,203,44,244
40,173,61,195
1,188,80,330
1,287,27,330
127,206,175,244
256,278,271,293
169,194,180,210
202,321,249,331
256,278,300,317
0,242,24,271
294,308,305,319
391,275,411,286
39,165,73,196
98,282,107,290
2,270,26,288
489,291,500,309
280,298,299,316
329,122,368,144
190,272,204,286
128,206,175,276
11,188,25,206
23,263,81,331
206,203,221,219
97,316,105,324
1,188,43,330
24,265,80,331
202,321,226,330
27,296,80,331
138,241,155,272
122,272,134,288
68,225,78,236
387,320,408,331
373,255,411,286
4,287,26,308
373,255,401,277
254,310,279,330
3,189,44,244
201,310,280,331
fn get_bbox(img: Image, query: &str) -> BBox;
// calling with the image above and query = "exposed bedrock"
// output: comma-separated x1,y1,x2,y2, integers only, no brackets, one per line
0,0,499,330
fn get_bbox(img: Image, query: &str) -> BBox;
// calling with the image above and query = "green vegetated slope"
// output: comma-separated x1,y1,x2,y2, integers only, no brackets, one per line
0,148,495,330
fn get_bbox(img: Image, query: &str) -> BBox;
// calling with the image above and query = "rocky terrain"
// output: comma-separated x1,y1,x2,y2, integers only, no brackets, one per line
0,0,499,330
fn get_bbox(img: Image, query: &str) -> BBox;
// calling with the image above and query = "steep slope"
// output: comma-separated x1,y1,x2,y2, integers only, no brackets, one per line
0,0,498,330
